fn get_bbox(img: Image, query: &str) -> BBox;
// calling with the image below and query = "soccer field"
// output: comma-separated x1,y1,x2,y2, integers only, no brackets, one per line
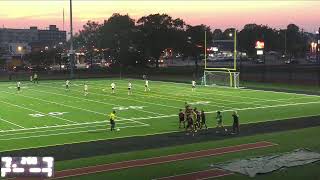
0,78,320,152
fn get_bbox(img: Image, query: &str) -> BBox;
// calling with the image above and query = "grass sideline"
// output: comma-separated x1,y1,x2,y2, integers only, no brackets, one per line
0,78,319,152
54,126,320,180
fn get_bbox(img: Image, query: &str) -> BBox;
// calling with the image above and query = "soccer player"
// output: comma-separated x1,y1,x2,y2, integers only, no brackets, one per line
193,108,201,128
216,111,227,133
185,113,194,136
144,79,150,92
232,111,240,134
128,82,132,95
200,110,208,129
17,81,21,92
192,80,196,92
65,80,70,90
33,73,38,84
111,82,116,94
109,110,117,131
192,109,198,133
178,109,185,128
84,83,88,96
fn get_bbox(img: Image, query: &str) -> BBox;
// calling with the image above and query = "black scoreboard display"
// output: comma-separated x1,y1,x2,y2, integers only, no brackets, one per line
1,157,54,178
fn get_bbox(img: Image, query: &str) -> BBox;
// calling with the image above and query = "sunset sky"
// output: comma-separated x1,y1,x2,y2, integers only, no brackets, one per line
0,1,319,33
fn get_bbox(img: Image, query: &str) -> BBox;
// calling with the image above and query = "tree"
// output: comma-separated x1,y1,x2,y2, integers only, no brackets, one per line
137,13,186,68
184,24,212,78
212,29,223,40
99,13,137,66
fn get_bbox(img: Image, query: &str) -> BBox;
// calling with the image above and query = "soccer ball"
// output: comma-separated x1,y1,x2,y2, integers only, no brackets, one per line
116,128,120,131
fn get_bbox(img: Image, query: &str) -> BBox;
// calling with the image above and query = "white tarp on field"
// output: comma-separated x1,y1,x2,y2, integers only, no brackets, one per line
211,149,320,177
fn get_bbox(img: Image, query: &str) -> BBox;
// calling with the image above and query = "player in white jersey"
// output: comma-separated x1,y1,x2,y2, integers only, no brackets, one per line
144,80,150,92
128,82,132,95
65,80,70,90
84,83,88,96
17,81,21,92
111,82,116,94
192,80,196,92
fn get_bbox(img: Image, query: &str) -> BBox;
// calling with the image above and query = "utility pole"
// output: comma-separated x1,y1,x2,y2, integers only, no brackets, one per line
69,0,74,79
317,27,320,64
284,29,287,56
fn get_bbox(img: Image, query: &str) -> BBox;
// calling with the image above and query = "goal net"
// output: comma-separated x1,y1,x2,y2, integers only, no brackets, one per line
202,70,240,88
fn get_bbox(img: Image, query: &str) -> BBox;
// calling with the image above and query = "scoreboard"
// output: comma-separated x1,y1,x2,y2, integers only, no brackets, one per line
1,157,54,178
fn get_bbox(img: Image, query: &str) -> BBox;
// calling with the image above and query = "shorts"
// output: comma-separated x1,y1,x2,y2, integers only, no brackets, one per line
179,117,184,122
128,88,131,90
217,120,223,126
112,88,114,90
145,85,148,87
17,87,20,91
110,119,115,127
66,85,69,88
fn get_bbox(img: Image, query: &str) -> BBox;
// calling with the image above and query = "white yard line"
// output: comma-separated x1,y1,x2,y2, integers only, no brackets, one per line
0,117,25,128
33,85,166,116
0,124,149,141
88,83,238,109
146,81,320,102
0,119,130,133
0,121,134,137
0,99,76,124
2,91,108,116
1,100,317,134
37,83,179,109
90,80,317,108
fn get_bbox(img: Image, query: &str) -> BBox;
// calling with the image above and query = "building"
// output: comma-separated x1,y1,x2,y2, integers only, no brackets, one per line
38,25,66,46
0,25,66,63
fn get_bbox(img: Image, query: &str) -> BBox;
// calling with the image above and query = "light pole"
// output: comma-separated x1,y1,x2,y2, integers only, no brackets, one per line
228,30,237,70
317,28,320,64
69,0,75,79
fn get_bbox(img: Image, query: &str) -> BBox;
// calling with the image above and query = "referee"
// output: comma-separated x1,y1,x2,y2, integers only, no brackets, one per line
109,110,117,131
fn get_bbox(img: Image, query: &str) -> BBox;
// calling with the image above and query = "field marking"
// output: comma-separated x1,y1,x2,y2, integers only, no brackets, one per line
88,80,318,108
37,83,179,109
0,119,130,133
0,117,25,128
0,99,76,124
30,85,166,116
0,121,135,137
0,105,315,153
147,79,320,98
153,169,233,180
2,91,108,116
130,79,319,102
0,124,149,141
0,100,318,133
87,82,237,109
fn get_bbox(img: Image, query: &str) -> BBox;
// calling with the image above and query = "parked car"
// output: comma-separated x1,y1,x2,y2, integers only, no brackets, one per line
285,59,299,64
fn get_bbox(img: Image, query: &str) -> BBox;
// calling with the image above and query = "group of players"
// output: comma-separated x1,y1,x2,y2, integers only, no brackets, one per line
179,102,240,136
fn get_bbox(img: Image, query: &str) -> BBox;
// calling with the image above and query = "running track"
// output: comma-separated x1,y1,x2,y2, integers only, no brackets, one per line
45,141,276,179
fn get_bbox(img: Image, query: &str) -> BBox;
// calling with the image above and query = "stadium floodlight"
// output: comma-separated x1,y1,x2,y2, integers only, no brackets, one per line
17,46,22,52
229,33,233,37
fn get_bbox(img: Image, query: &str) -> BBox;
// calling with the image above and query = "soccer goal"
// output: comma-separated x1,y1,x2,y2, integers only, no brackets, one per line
202,70,240,88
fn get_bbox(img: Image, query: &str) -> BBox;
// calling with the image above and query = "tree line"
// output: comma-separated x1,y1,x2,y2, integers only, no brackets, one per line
19,13,313,68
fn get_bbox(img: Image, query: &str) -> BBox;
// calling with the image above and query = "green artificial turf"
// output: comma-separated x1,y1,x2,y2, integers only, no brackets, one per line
55,126,320,180
0,78,320,152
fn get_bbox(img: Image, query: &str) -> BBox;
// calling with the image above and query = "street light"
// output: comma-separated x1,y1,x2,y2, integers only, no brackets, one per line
17,46,23,60
229,33,233,37
17,46,22,52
